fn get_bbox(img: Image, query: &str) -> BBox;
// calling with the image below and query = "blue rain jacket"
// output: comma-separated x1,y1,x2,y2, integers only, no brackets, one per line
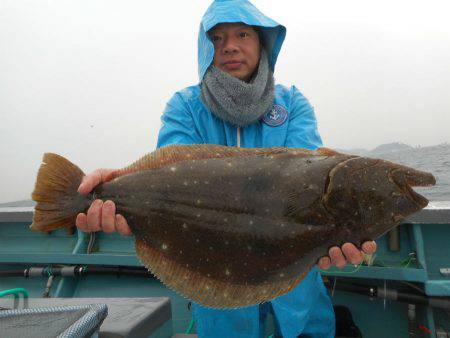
156,0,335,337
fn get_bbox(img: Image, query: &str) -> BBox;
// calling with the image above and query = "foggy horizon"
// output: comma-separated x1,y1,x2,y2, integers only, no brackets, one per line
1,0,449,203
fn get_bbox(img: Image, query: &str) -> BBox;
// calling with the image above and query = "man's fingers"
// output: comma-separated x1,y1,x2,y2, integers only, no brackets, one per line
329,246,346,269
76,213,89,232
116,214,132,236
101,200,117,233
342,243,363,265
77,169,116,195
78,170,103,195
362,241,377,254
318,256,331,270
103,170,117,183
86,199,103,232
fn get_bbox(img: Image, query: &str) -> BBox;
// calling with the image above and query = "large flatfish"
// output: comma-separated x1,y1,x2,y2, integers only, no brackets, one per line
30,144,435,308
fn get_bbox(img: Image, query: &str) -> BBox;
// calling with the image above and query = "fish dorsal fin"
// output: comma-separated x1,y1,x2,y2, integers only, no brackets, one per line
315,147,340,156
110,144,290,179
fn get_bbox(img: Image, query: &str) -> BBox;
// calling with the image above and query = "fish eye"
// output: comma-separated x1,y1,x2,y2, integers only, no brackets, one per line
239,32,249,38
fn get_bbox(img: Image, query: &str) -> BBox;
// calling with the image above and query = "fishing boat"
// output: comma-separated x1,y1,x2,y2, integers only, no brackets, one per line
0,201,449,337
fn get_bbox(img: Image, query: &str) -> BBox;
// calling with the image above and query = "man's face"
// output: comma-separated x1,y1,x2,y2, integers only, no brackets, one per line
209,22,261,82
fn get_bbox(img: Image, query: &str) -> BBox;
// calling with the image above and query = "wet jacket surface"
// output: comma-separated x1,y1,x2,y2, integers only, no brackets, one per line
156,0,335,337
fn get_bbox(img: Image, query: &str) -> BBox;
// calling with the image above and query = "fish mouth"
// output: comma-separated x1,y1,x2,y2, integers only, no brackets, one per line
390,167,436,208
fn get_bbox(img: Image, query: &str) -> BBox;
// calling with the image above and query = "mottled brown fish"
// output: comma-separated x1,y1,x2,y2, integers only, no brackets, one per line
31,144,435,308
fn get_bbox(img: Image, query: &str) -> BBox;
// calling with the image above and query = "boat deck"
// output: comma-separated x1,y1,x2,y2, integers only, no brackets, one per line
1,203,449,337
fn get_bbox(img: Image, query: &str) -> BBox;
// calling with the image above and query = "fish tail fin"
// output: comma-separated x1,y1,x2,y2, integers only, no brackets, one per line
31,153,90,232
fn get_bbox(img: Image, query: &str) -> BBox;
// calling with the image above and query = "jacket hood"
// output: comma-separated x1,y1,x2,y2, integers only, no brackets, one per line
198,0,286,82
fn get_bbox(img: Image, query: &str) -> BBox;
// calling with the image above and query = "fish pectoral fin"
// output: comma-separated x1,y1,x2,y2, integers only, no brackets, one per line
110,144,293,179
285,191,319,217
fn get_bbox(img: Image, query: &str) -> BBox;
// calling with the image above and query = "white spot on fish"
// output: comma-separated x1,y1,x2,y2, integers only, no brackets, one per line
161,244,168,250
145,201,150,205
197,214,201,218
183,181,188,186
249,220,253,225
170,166,177,172
279,273,285,277
209,246,213,250
182,223,188,229
225,269,230,275
196,199,201,204
196,238,200,243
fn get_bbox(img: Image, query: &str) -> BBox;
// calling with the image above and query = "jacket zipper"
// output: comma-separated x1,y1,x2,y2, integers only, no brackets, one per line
237,127,241,147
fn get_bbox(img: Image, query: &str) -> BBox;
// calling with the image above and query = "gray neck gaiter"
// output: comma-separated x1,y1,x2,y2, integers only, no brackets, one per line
200,48,274,127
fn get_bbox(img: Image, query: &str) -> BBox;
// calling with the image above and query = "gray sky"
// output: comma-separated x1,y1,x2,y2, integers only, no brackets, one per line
1,0,449,203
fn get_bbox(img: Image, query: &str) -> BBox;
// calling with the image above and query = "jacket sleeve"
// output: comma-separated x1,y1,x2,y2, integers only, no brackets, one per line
284,86,323,150
156,92,203,149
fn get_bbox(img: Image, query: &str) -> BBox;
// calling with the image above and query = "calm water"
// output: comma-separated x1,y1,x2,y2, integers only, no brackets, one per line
364,144,450,202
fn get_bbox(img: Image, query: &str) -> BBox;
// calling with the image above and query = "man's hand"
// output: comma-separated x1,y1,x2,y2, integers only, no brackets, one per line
76,169,132,236
318,241,377,270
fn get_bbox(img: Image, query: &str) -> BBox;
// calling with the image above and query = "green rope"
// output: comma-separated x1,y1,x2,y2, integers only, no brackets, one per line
318,260,364,274
373,255,416,268
319,253,416,275
0,288,29,299
185,316,195,334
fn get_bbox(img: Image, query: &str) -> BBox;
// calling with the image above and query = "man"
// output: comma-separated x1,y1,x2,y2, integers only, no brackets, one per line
76,1,377,337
